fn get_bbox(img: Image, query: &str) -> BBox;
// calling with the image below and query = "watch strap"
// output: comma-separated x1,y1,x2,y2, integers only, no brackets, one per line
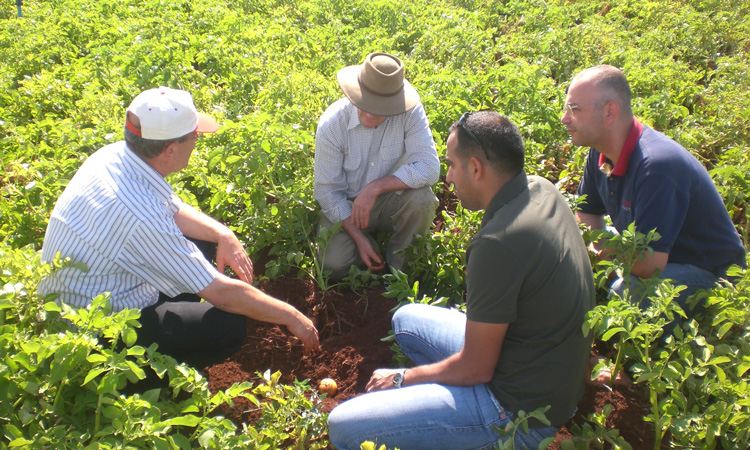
393,369,406,388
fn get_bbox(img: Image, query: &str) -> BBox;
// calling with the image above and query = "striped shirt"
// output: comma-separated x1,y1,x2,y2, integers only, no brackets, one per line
39,141,219,311
313,98,440,223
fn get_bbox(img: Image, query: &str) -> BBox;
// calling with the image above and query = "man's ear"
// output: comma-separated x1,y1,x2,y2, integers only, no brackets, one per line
603,100,620,123
151,141,175,165
468,156,484,181
164,142,177,158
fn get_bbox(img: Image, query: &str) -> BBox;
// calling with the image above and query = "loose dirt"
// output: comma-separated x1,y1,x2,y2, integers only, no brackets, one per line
205,274,658,449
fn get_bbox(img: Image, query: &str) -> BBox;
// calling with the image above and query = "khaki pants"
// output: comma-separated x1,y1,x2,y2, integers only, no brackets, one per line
317,186,438,280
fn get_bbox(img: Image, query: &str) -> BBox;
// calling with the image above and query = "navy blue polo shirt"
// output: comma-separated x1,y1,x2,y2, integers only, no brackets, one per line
577,118,746,274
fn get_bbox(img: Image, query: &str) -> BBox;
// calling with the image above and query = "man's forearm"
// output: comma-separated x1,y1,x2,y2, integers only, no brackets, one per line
576,211,608,253
402,320,507,387
575,211,606,231
350,175,412,230
364,175,410,197
402,353,493,387
199,275,320,352
201,275,297,321
630,250,669,279
174,203,232,242
341,216,369,243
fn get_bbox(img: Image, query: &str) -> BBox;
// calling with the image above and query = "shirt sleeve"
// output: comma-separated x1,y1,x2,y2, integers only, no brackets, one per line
120,220,219,297
391,103,440,189
465,237,524,324
314,107,354,224
576,149,607,215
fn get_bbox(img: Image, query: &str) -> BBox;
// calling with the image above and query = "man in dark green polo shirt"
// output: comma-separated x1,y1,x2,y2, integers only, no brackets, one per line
327,111,596,450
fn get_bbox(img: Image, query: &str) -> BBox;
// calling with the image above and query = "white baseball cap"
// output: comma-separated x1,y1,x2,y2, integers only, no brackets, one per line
125,87,219,140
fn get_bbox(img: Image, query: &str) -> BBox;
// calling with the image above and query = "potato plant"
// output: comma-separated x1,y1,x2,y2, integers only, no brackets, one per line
1,0,749,448
0,247,328,449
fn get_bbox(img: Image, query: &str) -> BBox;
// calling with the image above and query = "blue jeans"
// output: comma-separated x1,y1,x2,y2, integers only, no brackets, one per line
610,262,721,334
327,304,558,450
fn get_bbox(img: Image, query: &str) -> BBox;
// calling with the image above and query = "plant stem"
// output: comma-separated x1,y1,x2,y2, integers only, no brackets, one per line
94,392,103,436
610,343,626,385
53,379,67,410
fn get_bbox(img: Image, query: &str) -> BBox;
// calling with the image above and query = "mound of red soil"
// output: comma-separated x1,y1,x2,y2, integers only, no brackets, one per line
206,275,658,449
206,276,398,421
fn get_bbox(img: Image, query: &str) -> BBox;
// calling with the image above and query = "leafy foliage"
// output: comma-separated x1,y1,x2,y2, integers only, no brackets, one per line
582,227,750,450
560,404,632,450
0,246,327,449
1,0,749,447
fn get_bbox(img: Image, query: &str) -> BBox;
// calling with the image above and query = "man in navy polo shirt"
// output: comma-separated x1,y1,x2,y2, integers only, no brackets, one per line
562,65,746,323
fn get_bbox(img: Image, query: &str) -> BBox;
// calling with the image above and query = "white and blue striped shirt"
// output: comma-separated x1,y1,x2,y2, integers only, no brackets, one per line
39,141,219,311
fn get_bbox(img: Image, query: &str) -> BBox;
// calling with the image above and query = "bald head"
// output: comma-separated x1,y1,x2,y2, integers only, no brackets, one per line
571,65,633,117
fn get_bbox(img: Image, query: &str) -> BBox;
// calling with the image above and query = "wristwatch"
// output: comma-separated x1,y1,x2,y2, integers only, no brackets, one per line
393,369,406,388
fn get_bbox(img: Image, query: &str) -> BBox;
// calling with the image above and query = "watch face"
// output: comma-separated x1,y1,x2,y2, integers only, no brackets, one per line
393,372,403,386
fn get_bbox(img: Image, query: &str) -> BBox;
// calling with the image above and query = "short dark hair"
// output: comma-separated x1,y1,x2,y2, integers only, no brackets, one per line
123,126,192,159
449,111,525,175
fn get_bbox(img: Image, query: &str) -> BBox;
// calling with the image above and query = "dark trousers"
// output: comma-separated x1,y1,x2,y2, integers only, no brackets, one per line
135,239,247,369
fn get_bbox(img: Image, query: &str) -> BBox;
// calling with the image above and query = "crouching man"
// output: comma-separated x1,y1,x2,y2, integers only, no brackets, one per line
327,111,595,449
40,87,319,369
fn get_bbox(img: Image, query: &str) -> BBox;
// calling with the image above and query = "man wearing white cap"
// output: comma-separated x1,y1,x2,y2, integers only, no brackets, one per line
40,87,319,370
314,53,440,280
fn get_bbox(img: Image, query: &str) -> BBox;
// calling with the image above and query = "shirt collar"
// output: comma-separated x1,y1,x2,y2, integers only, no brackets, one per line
346,102,361,130
121,142,174,200
481,170,528,229
597,117,643,176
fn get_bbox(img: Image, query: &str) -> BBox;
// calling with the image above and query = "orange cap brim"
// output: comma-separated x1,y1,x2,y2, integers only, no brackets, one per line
196,112,219,133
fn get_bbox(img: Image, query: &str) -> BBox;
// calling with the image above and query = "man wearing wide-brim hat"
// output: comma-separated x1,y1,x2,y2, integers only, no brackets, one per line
313,52,440,280
39,87,320,378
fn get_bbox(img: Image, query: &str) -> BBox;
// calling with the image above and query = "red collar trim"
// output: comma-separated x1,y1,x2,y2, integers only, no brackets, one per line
598,117,643,176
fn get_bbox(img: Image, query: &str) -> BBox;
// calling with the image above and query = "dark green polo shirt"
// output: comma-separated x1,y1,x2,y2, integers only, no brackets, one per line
465,171,595,427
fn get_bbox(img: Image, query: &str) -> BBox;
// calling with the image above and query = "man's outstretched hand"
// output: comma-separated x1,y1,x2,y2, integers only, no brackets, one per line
216,231,254,284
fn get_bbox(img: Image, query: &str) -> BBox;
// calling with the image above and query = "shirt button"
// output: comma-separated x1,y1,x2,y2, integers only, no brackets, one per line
370,162,375,167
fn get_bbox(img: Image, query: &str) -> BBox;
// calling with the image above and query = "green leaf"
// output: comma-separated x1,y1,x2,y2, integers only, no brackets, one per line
707,356,731,365
198,429,216,447
164,415,203,427
635,372,659,383
170,434,191,449
84,368,107,385
737,362,750,377
602,327,626,341
713,365,726,382
9,438,35,447
538,437,555,449
122,327,138,347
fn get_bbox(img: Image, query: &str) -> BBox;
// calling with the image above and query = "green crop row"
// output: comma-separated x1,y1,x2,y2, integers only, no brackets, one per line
582,226,750,449
1,0,749,448
0,246,329,449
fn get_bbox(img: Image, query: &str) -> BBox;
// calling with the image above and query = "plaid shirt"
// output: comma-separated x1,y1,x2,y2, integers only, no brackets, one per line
313,98,440,223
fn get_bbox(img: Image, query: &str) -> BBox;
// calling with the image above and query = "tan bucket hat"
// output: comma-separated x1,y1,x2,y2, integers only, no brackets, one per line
336,52,420,116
